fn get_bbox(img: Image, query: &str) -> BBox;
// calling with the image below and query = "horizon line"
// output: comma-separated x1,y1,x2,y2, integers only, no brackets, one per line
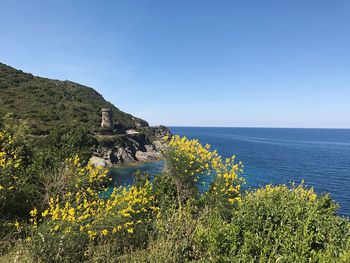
161,125,350,130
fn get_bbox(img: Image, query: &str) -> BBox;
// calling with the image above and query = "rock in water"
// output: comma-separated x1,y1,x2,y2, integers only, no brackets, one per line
90,156,108,168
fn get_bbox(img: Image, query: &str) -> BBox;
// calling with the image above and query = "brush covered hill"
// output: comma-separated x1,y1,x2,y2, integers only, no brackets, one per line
0,62,148,135
0,62,170,165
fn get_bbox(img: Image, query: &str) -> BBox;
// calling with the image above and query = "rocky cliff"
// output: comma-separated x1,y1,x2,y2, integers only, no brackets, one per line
91,126,171,167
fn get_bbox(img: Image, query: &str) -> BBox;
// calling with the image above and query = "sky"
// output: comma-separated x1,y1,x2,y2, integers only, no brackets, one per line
1,0,350,128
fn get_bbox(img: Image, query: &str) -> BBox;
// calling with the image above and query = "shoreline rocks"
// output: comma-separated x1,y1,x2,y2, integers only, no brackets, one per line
90,126,171,167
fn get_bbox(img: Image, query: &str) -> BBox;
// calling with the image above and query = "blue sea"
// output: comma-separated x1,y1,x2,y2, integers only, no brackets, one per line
110,127,350,217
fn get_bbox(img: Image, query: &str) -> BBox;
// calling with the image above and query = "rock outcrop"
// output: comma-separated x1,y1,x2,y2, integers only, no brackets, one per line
91,126,171,167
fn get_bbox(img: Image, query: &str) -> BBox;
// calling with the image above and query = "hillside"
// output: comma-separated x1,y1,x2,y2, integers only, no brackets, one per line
0,62,148,135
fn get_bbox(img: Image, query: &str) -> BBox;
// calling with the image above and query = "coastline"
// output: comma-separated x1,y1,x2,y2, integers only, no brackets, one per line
106,156,164,169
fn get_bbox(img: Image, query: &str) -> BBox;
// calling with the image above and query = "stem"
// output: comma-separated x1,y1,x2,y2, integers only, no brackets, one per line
176,182,182,219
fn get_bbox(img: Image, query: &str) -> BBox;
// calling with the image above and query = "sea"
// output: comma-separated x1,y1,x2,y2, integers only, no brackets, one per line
109,127,350,217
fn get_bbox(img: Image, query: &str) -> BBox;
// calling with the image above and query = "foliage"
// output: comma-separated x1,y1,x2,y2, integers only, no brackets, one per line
163,135,243,216
2,130,350,263
0,62,148,135
0,128,28,254
0,120,97,212
33,124,97,168
0,122,98,255
27,156,159,262
194,184,350,262
0,129,21,214
120,204,200,263
0,242,32,263
0,128,35,218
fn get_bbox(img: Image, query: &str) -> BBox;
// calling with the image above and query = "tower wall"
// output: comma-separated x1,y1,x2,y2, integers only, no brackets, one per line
101,108,113,129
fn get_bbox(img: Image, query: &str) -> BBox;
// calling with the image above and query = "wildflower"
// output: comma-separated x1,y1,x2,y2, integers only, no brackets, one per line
30,208,37,217
68,207,75,221
42,210,49,217
88,230,97,240
14,220,20,230
309,193,317,202
101,229,108,236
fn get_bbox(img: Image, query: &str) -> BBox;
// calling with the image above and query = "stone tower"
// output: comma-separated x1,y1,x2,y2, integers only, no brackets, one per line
101,108,113,129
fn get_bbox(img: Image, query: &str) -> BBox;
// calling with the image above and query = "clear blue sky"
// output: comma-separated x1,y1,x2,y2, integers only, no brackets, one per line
1,0,349,128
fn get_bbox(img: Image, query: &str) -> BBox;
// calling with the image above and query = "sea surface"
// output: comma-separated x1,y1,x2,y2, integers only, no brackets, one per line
110,127,350,217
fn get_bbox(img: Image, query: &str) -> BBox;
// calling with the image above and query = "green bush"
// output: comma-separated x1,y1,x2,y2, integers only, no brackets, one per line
0,121,97,254
194,184,350,262
120,204,200,263
29,222,89,263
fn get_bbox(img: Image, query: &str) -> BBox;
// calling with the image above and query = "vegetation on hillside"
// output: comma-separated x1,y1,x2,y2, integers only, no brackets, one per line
0,63,148,135
1,120,350,262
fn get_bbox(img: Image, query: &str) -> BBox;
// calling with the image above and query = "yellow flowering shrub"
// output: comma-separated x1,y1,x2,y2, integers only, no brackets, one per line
27,156,160,262
0,130,20,201
193,183,350,262
253,183,317,202
0,131,19,167
207,155,244,215
163,135,243,211
165,135,215,176
30,155,158,240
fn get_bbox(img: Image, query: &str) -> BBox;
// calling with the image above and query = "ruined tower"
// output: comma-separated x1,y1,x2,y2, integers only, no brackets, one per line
101,108,113,129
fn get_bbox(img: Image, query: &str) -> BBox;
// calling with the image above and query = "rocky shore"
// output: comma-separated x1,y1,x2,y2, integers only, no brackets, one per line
90,125,171,167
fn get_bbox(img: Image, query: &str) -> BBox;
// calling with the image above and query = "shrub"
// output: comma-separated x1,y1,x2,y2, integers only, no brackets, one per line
162,135,243,215
119,204,200,263
37,124,97,166
28,157,159,262
0,129,29,253
194,184,350,262
0,130,21,198
0,122,98,255
0,127,37,218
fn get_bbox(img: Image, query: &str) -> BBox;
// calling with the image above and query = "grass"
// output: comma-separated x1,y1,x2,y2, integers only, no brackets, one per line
0,242,33,263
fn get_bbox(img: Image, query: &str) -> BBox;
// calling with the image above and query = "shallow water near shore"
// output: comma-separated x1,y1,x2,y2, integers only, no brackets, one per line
109,127,350,217
108,161,164,187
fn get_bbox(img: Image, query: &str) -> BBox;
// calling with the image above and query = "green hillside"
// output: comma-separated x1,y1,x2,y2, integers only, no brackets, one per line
0,63,148,135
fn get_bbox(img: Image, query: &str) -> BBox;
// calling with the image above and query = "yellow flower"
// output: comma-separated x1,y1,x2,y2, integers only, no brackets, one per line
228,198,235,203
127,228,134,234
88,230,97,240
14,220,20,230
101,229,108,236
42,210,49,217
68,207,75,220
30,208,37,217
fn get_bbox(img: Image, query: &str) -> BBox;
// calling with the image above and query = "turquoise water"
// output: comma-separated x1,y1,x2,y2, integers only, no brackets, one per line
109,127,350,217
109,161,164,187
